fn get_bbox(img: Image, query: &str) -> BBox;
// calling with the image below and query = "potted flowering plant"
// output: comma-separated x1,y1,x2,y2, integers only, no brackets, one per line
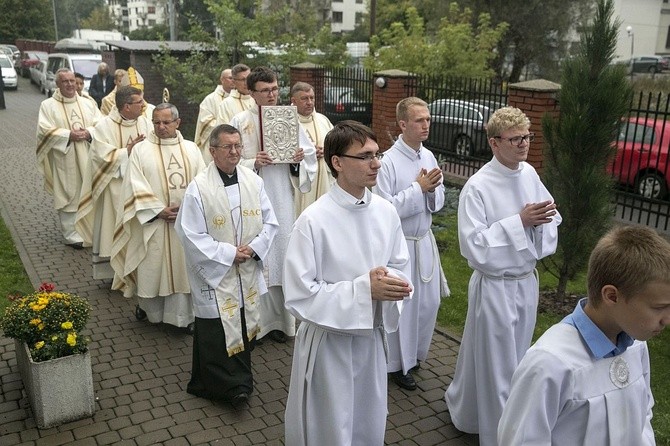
0,282,95,428
1,282,91,361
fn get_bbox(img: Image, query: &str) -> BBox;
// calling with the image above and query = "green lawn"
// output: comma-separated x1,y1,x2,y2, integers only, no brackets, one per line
433,210,670,444
0,217,33,315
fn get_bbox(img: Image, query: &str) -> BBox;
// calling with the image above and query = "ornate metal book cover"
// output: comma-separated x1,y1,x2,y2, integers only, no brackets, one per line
261,106,299,163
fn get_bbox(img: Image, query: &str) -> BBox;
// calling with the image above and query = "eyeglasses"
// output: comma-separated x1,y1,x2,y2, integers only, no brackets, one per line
211,143,244,152
233,77,248,82
128,100,144,105
339,153,385,162
254,87,279,95
152,119,178,126
493,133,535,147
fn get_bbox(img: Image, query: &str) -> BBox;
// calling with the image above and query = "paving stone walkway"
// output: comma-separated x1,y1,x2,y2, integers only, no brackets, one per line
0,77,477,445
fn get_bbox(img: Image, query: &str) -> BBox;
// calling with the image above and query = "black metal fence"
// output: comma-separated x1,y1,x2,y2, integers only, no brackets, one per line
321,67,373,126
611,92,670,231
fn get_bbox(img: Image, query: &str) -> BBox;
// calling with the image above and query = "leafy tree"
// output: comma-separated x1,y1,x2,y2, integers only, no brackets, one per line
54,0,106,39
542,0,631,297
466,0,593,82
365,4,507,78
0,0,55,42
80,6,116,31
374,0,454,35
127,24,170,41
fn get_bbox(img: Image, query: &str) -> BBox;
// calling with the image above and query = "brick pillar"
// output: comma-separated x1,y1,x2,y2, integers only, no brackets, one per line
372,69,417,151
507,79,561,174
290,63,326,111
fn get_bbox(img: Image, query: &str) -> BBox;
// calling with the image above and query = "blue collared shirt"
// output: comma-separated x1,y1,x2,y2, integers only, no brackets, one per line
562,298,634,359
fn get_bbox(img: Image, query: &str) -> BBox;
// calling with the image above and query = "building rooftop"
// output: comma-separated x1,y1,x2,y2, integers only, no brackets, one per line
102,40,216,52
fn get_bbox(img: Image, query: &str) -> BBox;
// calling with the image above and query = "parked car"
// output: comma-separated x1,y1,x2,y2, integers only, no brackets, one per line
30,60,48,94
19,51,48,77
629,56,667,73
425,98,505,157
44,53,101,96
609,117,670,200
323,86,372,126
0,54,18,90
0,44,20,67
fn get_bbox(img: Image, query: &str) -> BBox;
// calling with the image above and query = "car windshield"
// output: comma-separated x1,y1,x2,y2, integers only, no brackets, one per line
71,59,100,78
0,57,13,68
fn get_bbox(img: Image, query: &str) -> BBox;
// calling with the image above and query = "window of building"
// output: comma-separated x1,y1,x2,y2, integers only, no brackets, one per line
333,11,343,23
355,12,362,25
333,0,343,2
149,19,156,26
148,6,155,14
666,26,670,48
356,0,363,3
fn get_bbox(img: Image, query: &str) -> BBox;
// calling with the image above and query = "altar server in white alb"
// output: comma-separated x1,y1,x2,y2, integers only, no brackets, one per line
194,68,235,161
175,124,278,405
445,106,561,445
290,81,334,215
374,97,448,391
284,121,413,446
76,85,150,280
111,103,206,328
229,66,316,344
499,225,670,445
36,68,101,248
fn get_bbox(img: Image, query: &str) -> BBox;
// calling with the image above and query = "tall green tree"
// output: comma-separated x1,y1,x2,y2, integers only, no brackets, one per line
54,0,106,39
0,0,55,42
365,4,507,78
80,6,116,31
466,0,593,82
542,0,631,297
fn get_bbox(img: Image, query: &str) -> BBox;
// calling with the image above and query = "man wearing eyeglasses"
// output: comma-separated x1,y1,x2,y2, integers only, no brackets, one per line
283,121,413,445
176,124,278,406
111,103,206,330
76,85,151,280
195,68,235,161
229,66,316,344
216,64,254,126
445,106,561,445
374,97,448,392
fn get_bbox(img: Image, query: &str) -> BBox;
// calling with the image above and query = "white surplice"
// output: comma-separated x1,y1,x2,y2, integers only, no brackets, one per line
445,156,562,446
110,130,205,327
229,105,317,338
374,135,448,374
216,89,254,125
283,184,413,446
498,324,655,445
77,108,151,279
36,88,101,243
194,85,228,161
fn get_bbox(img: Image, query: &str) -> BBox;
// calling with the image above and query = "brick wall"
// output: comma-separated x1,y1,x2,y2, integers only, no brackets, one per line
371,70,417,151
508,79,561,174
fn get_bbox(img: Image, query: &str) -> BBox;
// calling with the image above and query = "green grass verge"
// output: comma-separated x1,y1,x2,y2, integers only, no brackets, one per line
0,216,33,315
433,211,670,444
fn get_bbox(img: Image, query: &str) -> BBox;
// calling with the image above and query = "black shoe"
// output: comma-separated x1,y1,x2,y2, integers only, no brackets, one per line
410,361,421,372
186,323,195,336
65,242,84,250
390,370,417,391
268,330,287,343
135,305,147,321
231,392,249,406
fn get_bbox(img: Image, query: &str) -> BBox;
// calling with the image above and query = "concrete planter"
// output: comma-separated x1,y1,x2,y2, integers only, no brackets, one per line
14,340,95,428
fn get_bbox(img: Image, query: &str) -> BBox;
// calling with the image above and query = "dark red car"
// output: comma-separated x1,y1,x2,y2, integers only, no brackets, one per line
609,117,670,200
19,51,47,78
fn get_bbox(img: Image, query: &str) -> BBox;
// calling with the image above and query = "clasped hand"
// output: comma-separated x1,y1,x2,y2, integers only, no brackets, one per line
416,167,442,193
234,245,255,264
369,266,412,301
520,200,557,227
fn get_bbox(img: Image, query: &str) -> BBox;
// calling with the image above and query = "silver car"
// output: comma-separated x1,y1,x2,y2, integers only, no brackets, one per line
0,54,18,90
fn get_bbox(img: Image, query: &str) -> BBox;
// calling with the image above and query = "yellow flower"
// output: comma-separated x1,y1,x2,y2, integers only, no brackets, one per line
38,323,45,331
61,321,73,330
67,333,77,346
35,341,45,349
30,318,41,326
51,336,58,341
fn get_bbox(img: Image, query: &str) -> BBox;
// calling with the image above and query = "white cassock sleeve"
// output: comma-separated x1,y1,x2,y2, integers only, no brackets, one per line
283,215,411,334
294,126,317,193
497,348,568,445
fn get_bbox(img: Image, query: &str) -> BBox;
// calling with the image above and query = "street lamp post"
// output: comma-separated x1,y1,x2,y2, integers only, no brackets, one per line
52,0,59,41
626,25,634,79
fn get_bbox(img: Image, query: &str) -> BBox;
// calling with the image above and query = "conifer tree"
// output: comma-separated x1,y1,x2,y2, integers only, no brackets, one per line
542,0,631,297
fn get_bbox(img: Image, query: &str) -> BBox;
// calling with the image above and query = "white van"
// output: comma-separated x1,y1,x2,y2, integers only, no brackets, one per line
44,53,102,97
